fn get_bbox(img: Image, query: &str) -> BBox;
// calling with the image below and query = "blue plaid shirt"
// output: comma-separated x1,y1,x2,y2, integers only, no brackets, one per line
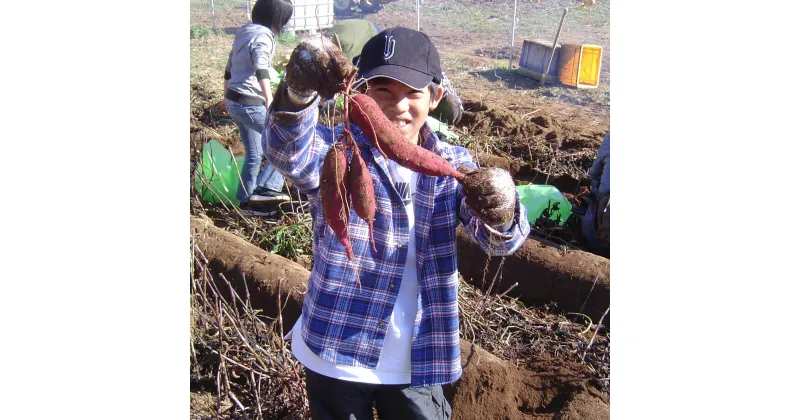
266,97,530,387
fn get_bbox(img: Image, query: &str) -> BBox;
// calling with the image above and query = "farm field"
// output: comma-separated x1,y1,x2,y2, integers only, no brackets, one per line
190,1,610,418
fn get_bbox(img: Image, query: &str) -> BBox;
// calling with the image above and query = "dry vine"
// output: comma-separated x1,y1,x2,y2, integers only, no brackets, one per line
458,277,610,393
191,240,310,419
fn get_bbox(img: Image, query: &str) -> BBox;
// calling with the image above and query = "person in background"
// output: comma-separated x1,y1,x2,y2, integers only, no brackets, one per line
267,27,530,419
326,19,464,126
224,0,293,208
328,19,382,64
432,75,463,125
581,132,610,257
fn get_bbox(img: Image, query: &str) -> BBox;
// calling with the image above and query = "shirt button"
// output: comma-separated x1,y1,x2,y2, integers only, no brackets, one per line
389,283,395,289
379,321,386,327
396,242,404,248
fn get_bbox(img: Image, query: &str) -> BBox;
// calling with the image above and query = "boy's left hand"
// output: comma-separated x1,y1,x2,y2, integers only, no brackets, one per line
284,37,355,101
460,167,517,227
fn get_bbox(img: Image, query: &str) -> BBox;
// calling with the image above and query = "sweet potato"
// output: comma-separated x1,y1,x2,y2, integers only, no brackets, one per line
320,142,354,260
350,93,464,180
348,146,377,251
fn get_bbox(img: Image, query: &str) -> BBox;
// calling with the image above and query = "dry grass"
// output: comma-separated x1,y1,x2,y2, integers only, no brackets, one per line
191,241,310,419
190,34,233,120
458,275,609,393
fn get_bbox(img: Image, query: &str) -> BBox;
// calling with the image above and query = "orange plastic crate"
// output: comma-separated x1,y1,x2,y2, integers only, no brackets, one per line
558,43,603,89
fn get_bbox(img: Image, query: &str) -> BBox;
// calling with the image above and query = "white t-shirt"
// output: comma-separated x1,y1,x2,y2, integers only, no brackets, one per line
287,160,419,384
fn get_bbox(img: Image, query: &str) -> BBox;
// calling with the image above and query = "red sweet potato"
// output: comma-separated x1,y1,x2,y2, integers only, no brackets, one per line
349,93,465,180
348,146,377,251
320,142,354,260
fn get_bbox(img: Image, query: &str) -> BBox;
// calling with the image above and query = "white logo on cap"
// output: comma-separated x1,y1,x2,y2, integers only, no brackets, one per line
383,36,395,60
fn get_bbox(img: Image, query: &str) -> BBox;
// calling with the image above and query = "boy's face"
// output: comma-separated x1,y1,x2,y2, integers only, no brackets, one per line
364,78,443,144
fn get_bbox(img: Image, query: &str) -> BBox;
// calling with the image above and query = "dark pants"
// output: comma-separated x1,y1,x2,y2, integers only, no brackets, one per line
305,368,452,420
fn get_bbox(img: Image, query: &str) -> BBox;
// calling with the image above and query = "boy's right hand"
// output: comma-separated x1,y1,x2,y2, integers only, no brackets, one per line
284,37,356,104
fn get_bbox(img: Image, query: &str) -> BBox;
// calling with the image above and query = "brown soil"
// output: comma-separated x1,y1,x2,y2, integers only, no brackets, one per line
455,94,606,203
473,153,585,195
190,10,250,35
556,391,611,420
460,101,545,138
458,99,599,150
191,216,308,323
192,217,608,420
456,226,610,324
446,341,608,420
190,99,244,161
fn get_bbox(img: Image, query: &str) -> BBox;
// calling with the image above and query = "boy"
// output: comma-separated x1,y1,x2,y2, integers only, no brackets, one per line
325,19,463,125
266,27,530,419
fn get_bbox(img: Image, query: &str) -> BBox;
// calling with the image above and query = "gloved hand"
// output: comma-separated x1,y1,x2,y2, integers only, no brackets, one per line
284,37,356,104
460,167,517,227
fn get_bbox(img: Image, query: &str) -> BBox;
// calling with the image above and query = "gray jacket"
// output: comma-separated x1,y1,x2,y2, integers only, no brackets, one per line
224,23,276,106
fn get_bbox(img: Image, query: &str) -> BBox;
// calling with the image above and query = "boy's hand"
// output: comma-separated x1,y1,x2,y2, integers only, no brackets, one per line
284,37,356,103
461,167,517,227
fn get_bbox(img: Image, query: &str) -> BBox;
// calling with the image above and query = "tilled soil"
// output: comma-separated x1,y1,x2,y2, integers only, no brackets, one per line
449,341,609,420
190,5,610,417
457,96,608,187
191,217,609,419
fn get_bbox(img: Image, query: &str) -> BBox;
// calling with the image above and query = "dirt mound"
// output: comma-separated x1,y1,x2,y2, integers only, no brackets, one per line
458,99,605,152
460,101,544,138
457,226,610,323
191,216,308,323
455,98,607,183
446,342,608,420
557,391,611,420
474,153,522,174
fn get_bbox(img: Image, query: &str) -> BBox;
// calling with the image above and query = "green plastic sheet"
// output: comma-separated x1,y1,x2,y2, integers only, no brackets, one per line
194,139,244,206
516,184,572,226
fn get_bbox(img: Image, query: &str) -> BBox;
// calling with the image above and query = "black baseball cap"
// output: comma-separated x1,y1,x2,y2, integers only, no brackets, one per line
356,27,443,90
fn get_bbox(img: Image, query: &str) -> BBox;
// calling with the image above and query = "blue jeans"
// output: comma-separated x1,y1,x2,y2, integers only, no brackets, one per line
225,101,285,203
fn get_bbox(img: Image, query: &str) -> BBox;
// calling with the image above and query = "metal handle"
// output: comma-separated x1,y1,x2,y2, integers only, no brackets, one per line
541,7,568,87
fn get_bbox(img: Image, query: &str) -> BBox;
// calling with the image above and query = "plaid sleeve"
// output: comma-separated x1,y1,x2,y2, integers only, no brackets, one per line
265,96,334,192
440,71,463,109
451,146,530,256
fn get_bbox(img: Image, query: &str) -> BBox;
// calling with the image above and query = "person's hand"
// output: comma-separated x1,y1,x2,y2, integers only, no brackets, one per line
284,37,356,103
460,167,517,227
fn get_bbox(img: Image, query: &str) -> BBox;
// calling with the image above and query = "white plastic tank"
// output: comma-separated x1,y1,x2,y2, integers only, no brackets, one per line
247,0,335,34
285,0,335,34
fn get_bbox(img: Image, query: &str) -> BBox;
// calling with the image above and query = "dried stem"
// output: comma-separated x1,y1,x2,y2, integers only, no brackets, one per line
276,277,285,348
191,244,310,419
458,277,610,393
582,306,610,361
